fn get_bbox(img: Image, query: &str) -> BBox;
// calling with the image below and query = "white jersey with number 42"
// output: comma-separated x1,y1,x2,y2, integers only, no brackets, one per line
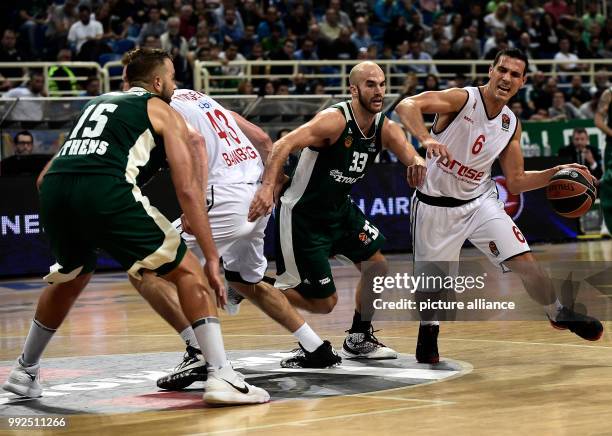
170,89,263,185
419,86,518,200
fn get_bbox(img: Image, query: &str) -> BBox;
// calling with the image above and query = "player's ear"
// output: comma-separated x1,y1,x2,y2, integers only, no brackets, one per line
349,84,357,97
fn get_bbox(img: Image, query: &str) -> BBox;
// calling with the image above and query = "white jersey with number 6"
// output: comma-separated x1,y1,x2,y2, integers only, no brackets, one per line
170,89,264,185
419,86,518,200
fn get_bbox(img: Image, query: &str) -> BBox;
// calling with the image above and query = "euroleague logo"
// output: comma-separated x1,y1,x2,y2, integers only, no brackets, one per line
493,175,524,220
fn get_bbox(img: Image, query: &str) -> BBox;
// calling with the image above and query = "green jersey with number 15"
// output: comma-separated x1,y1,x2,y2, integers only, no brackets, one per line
281,101,385,220
48,88,166,187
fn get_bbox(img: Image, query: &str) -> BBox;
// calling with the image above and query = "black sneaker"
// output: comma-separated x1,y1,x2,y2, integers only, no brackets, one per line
341,326,398,359
416,324,440,364
548,307,604,341
280,340,342,368
157,346,207,390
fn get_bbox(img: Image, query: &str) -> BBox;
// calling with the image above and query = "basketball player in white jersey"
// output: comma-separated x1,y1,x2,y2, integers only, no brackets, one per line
395,48,603,363
130,88,340,391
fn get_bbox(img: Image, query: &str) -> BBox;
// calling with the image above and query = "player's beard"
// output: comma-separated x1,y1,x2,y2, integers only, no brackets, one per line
159,82,174,103
356,87,382,115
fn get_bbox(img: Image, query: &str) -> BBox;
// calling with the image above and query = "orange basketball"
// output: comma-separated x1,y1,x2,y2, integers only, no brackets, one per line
546,168,596,218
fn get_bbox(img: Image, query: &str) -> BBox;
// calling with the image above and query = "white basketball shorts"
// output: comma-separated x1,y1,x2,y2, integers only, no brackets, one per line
175,183,269,283
411,189,531,265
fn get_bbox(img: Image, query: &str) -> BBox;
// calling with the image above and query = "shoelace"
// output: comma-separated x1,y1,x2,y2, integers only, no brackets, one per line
346,327,385,346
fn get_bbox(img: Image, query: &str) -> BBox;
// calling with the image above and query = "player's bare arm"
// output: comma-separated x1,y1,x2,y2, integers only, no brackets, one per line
148,98,226,304
594,89,612,137
395,88,468,162
247,108,345,221
230,110,273,162
179,122,208,234
381,118,426,188
499,121,591,194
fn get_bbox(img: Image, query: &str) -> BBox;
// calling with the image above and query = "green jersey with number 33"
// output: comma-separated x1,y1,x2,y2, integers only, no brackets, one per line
282,101,385,220
48,88,166,187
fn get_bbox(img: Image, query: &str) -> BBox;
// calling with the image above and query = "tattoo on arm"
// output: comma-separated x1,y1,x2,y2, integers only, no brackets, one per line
597,91,611,117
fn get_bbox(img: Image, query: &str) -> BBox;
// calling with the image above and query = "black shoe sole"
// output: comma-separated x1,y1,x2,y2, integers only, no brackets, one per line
549,320,604,341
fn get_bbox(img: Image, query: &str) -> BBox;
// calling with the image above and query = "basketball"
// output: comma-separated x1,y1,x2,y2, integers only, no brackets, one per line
546,168,597,218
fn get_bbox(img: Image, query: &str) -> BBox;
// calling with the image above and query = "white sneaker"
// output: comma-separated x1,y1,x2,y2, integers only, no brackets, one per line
341,327,398,360
2,359,42,398
223,281,244,316
203,364,270,406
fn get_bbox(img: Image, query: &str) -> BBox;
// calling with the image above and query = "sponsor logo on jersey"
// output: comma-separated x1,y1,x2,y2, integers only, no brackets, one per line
463,115,474,124
493,175,524,220
501,114,510,131
437,157,485,182
489,241,499,257
345,135,353,148
222,146,259,167
329,169,365,184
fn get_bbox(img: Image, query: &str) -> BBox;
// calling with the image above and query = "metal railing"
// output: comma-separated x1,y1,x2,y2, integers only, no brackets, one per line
193,59,612,95
0,62,108,96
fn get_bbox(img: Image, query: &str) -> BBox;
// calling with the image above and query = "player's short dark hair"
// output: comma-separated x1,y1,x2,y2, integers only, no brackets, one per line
14,130,33,143
122,48,173,84
492,48,529,76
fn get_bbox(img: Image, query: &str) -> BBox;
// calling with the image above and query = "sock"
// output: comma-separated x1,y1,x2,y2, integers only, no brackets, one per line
293,323,324,352
192,317,228,369
420,320,439,326
544,299,563,321
179,326,198,349
350,310,371,333
20,319,56,366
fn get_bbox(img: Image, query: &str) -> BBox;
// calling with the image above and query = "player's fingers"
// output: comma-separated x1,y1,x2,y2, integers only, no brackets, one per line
417,166,426,186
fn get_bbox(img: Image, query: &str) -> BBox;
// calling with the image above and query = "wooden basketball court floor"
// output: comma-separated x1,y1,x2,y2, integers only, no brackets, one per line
2,240,612,435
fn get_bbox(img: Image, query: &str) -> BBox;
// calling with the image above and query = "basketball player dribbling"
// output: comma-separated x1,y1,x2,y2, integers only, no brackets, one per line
395,48,603,364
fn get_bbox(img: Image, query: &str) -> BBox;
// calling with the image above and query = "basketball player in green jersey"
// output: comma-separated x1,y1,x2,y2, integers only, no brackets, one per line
2,48,269,405
248,61,427,367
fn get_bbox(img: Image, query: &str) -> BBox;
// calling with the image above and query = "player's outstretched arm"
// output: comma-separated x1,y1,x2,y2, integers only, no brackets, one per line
499,121,591,194
230,111,273,162
381,118,426,188
148,98,225,304
394,88,468,162
247,108,344,221
594,89,612,137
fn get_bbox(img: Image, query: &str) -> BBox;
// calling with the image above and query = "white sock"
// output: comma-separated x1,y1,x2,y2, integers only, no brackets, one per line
544,299,563,321
420,320,439,326
192,317,228,369
21,319,56,366
292,323,324,352
179,326,198,349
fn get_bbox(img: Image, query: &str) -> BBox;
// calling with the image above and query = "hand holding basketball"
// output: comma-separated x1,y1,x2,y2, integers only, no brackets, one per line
546,165,597,218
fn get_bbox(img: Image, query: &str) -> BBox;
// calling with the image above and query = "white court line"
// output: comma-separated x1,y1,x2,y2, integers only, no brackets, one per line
186,403,452,436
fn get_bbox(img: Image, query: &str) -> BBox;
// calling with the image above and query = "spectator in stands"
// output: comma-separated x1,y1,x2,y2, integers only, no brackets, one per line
557,127,602,179
259,79,275,96
179,4,197,41
483,29,513,58
286,3,311,38
247,42,267,90
452,34,479,75
510,100,531,121
520,11,540,46
219,7,245,46
590,70,611,95
464,4,486,41
12,131,34,156
5,71,45,121
444,14,463,44
189,21,218,50
432,38,456,76
219,42,246,84
404,41,438,76
237,80,254,95
578,90,601,120
516,32,538,70
294,37,319,74
531,76,558,113
237,25,258,58
138,6,166,46
538,12,559,57
306,23,329,59
549,91,580,120
423,74,440,92
566,74,591,109
453,25,481,57
276,80,290,95
351,16,372,50
81,76,101,97
291,73,309,94
45,0,79,58
544,0,569,23
373,0,395,26
582,3,605,28
554,37,585,78
312,81,326,94
214,0,245,29
326,0,353,31
320,8,345,41
424,19,446,55
270,39,296,75
383,15,410,53
48,49,79,96
161,17,189,59
238,0,263,28
143,34,162,49
257,6,285,40
0,30,24,91
68,4,103,55
483,2,510,33
261,24,285,54
96,2,129,42
329,28,357,60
